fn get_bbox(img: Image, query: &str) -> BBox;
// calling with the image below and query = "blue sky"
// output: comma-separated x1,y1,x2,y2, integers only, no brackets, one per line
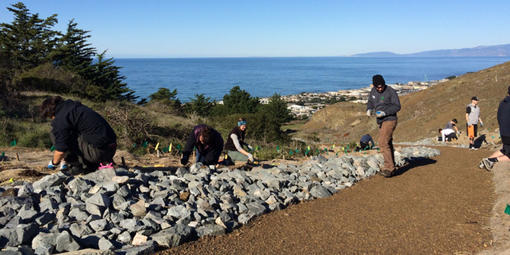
0,0,509,58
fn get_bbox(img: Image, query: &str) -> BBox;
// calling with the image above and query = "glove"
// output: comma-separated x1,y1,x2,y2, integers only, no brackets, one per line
180,155,189,165
479,121,484,127
247,145,253,152
366,109,372,116
60,162,68,170
247,153,254,162
48,160,58,170
375,111,386,117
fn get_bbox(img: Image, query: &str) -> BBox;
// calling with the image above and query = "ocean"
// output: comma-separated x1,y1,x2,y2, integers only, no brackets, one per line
115,57,510,101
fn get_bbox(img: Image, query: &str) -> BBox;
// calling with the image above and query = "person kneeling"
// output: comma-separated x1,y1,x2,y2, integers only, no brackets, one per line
40,96,117,174
181,124,224,166
224,118,254,164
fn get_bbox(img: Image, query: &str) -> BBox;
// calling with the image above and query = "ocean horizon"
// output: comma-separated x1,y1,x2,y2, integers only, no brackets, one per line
116,56,510,102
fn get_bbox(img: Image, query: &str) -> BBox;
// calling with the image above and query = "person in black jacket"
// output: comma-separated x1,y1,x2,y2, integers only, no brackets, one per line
366,74,401,177
181,124,224,166
480,86,510,170
40,96,117,173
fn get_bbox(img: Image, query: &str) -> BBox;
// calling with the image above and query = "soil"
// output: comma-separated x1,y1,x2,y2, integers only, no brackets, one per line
162,147,496,255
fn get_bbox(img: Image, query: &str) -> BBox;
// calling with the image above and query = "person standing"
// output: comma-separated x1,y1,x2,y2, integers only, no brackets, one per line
466,96,484,150
181,124,224,166
480,86,510,170
224,118,254,163
366,74,401,177
40,96,117,173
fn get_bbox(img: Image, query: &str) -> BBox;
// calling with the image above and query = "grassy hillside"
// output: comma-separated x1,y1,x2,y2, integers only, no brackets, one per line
299,61,510,143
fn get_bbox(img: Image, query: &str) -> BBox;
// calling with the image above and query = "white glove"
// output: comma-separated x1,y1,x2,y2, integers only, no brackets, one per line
247,153,254,162
479,120,484,127
366,110,372,116
375,111,386,117
247,145,253,152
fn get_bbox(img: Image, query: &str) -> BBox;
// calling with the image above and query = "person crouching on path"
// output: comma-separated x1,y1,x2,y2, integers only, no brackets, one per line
40,96,117,174
466,96,484,150
181,124,224,166
224,118,254,163
480,86,510,170
441,119,459,142
366,74,401,177
359,134,375,150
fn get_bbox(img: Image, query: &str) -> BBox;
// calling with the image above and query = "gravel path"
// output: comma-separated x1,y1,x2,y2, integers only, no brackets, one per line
163,147,495,254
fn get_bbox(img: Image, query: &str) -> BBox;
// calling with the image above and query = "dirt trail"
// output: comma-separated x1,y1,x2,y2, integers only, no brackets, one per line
164,147,495,254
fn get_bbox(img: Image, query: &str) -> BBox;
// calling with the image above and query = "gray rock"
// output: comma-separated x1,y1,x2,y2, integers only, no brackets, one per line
32,232,58,252
55,231,80,252
246,202,266,217
81,168,116,184
85,193,111,208
166,205,190,219
112,194,129,211
34,244,53,255
68,178,92,195
70,223,94,238
196,223,225,237
117,231,132,244
89,219,108,232
129,200,146,217
2,245,34,255
119,219,142,233
17,183,34,197
17,206,38,223
16,223,39,245
98,237,114,251
237,213,254,224
151,224,193,248
69,208,89,222
115,240,155,255
35,213,55,226
309,184,332,198
85,203,104,217
32,172,68,193
0,228,19,248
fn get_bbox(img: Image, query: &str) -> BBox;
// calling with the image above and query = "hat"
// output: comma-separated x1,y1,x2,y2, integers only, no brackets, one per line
372,74,385,87
471,96,479,101
452,119,458,123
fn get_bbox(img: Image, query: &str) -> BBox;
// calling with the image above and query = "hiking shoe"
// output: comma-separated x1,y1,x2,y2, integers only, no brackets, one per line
379,170,393,177
478,160,485,169
482,158,494,171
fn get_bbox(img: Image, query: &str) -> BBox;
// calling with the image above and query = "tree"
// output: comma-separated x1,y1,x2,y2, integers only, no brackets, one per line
222,86,259,115
87,51,136,101
148,87,182,112
186,94,214,117
0,2,59,72
51,19,95,78
264,93,292,124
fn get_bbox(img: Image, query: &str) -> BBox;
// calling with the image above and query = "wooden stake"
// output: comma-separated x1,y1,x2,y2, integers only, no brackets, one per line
16,152,20,161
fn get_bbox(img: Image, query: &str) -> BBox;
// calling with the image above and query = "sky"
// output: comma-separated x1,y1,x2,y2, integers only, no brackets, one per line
0,0,509,58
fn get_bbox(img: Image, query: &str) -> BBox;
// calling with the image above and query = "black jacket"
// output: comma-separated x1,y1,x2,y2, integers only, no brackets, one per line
183,124,224,165
498,96,510,144
224,126,246,151
51,100,116,152
367,85,401,124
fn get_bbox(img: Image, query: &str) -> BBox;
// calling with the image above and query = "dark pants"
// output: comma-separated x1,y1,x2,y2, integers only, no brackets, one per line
50,132,116,170
378,120,397,171
446,133,457,141
466,124,478,137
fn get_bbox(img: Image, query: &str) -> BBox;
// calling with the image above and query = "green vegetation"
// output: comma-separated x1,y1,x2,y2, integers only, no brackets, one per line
0,2,301,158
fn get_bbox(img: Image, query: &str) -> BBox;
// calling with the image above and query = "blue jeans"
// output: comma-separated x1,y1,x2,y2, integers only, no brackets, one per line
195,149,205,163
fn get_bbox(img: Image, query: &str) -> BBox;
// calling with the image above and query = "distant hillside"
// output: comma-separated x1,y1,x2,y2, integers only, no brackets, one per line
352,43,510,57
298,61,510,143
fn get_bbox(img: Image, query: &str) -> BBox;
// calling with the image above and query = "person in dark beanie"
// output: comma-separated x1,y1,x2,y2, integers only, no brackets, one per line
224,118,254,163
480,86,510,170
181,124,224,166
40,96,117,173
366,74,401,177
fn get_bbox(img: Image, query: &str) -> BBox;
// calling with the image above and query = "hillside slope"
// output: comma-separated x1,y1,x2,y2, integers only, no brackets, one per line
299,61,510,143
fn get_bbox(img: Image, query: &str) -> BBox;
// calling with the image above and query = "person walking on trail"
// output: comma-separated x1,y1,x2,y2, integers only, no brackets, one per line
181,124,224,166
480,86,510,170
224,118,254,163
466,96,484,150
359,134,375,150
40,96,117,174
366,74,401,177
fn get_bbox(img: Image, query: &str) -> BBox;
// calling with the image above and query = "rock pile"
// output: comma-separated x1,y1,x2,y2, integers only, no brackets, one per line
0,147,439,254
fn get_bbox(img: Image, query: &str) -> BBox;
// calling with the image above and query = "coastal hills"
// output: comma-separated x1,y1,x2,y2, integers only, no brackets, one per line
352,43,510,57
299,60,510,143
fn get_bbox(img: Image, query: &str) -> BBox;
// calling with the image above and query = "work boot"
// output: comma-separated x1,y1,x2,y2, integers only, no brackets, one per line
379,170,393,178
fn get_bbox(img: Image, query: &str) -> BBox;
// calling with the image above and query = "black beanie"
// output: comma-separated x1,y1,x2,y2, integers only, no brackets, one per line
373,74,385,87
